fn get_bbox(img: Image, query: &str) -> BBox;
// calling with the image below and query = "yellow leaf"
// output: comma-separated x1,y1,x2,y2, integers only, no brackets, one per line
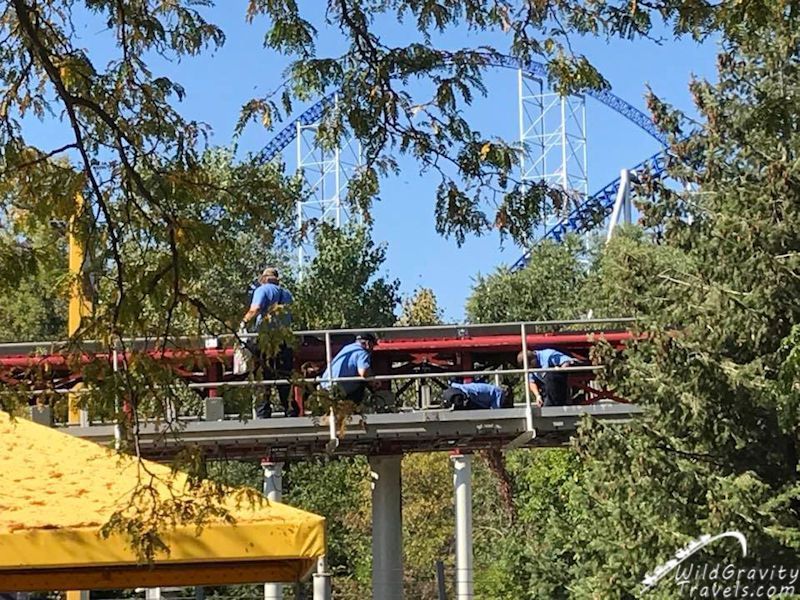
261,110,272,128
479,142,492,160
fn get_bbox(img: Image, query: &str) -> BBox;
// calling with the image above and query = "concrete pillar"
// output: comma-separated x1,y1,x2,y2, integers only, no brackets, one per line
451,453,473,600
144,589,161,600
369,455,404,600
312,556,331,600
27,403,52,426
263,460,284,600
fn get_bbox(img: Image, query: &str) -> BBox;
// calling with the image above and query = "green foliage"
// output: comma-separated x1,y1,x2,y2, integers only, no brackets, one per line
0,228,67,341
541,9,800,597
466,236,587,323
1,0,796,583
396,287,444,326
292,224,400,329
284,457,372,594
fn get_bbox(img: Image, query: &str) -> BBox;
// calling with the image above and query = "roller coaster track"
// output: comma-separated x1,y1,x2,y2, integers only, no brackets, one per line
510,149,670,269
255,54,671,269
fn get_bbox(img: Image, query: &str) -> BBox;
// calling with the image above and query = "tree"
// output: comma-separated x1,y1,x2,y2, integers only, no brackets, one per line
0,223,67,341
466,236,587,323
396,287,444,327
525,9,800,597
292,224,400,329
0,0,780,565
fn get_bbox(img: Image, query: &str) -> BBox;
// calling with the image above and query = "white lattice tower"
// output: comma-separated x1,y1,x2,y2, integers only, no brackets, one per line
517,70,588,225
295,97,362,276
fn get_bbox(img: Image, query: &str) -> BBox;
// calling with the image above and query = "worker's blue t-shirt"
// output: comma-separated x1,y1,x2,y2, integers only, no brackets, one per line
250,283,293,327
528,348,574,382
450,382,505,409
321,342,371,394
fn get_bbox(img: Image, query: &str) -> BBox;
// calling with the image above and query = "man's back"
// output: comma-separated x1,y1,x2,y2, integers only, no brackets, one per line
321,342,371,393
252,282,293,327
535,348,572,368
451,382,505,409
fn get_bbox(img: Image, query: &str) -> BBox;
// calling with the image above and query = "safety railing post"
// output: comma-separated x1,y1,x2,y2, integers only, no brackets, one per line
112,347,121,450
504,323,536,450
324,331,338,453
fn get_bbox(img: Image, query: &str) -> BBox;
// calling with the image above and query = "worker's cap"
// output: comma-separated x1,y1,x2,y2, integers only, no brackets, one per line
356,332,378,344
260,267,280,280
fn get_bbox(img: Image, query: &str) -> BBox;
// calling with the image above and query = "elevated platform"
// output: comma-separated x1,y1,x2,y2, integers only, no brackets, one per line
65,404,642,462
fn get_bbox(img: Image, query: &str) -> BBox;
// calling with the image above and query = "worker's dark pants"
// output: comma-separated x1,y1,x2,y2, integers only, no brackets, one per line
252,343,296,418
540,372,570,406
441,389,474,410
336,383,366,404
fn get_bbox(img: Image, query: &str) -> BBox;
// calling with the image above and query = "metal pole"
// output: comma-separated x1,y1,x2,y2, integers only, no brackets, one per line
581,96,588,199
560,96,568,194
194,588,205,600
334,96,341,228
435,560,447,600
112,347,121,450
296,120,304,277
369,455,404,600
517,68,526,187
451,453,473,600
520,323,533,428
324,332,338,453
606,169,631,244
263,460,284,600
313,556,331,600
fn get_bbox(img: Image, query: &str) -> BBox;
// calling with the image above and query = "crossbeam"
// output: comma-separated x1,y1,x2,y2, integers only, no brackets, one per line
65,404,643,461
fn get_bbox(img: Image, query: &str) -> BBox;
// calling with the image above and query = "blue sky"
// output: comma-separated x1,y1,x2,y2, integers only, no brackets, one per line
53,4,718,322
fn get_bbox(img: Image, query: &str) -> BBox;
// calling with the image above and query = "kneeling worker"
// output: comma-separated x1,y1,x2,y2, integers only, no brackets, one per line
321,333,377,403
517,348,578,407
441,382,513,410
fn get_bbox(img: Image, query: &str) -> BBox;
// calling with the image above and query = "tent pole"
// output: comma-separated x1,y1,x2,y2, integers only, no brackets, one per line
263,459,285,600
313,556,331,600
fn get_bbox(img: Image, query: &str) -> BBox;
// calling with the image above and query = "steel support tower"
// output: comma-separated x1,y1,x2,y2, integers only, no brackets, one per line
295,97,362,275
517,70,588,223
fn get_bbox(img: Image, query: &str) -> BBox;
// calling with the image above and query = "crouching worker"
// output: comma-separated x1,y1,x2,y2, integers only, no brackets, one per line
441,382,513,410
320,333,377,404
517,349,578,407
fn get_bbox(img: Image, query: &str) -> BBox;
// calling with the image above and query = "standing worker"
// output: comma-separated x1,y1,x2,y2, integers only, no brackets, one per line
321,333,377,404
240,267,297,418
517,349,578,407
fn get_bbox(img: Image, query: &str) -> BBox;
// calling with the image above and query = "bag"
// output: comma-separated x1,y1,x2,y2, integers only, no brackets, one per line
233,325,252,375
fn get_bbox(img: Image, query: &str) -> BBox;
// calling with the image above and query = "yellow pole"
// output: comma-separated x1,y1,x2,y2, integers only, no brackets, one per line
68,194,92,600
67,192,91,425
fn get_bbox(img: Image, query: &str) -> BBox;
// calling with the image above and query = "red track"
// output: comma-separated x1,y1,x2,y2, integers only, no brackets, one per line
0,326,634,406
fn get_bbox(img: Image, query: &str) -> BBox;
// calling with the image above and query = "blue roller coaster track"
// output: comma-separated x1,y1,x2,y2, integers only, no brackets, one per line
257,54,670,269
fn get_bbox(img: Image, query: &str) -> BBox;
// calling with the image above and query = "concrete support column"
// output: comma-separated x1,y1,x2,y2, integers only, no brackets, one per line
313,556,331,600
263,460,284,600
144,589,161,600
451,453,473,600
369,455,404,600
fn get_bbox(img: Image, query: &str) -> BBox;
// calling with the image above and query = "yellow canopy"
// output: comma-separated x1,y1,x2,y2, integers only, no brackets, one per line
0,412,325,591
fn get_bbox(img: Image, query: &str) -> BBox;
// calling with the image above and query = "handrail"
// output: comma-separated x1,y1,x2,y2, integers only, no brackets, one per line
0,316,637,353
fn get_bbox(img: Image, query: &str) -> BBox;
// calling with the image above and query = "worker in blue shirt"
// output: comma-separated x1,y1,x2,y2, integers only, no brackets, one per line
240,267,296,418
440,382,513,410
321,333,377,404
517,349,578,407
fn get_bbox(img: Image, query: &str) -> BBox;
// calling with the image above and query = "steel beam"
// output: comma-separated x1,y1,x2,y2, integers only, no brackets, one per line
263,460,284,600
451,453,473,600
369,456,404,600
65,404,643,462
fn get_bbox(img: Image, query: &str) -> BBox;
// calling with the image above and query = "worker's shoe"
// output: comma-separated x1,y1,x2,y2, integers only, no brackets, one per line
255,401,272,419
